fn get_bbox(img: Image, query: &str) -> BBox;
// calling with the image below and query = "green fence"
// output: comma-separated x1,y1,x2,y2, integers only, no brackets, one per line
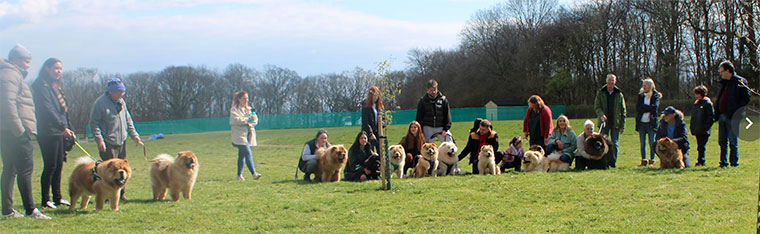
86,106,565,137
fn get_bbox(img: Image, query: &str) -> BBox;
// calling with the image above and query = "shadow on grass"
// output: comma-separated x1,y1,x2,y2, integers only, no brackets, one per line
636,165,721,175
271,179,314,185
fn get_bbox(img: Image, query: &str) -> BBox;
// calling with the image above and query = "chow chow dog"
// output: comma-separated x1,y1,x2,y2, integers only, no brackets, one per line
655,138,685,169
522,146,548,172
583,134,613,169
69,157,131,211
150,151,199,201
388,145,406,178
315,145,348,182
546,151,570,172
414,143,438,178
477,145,499,175
436,142,459,176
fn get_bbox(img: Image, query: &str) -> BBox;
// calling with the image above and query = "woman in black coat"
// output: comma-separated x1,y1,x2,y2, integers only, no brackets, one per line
361,86,383,152
31,58,74,208
635,78,661,167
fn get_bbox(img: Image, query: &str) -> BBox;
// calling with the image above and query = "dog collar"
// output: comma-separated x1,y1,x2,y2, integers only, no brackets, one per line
391,163,399,171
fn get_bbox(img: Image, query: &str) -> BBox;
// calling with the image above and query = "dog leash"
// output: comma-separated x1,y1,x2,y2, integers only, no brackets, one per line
74,141,93,158
143,143,147,161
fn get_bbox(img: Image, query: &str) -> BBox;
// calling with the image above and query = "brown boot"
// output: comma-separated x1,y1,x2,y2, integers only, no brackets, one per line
648,159,655,166
639,160,648,167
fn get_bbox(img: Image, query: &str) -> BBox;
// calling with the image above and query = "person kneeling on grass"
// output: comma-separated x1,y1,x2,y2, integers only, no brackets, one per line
574,120,596,171
500,136,523,172
298,129,329,182
655,106,690,168
344,131,380,181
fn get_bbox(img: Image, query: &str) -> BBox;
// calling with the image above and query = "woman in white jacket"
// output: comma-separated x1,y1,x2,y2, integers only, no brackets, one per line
230,91,261,180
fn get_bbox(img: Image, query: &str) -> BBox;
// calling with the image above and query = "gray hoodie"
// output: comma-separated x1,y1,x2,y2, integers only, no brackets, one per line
0,59,36,136
89,92,139,145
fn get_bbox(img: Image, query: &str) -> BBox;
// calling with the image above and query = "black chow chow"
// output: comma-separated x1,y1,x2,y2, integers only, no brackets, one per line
578,134,613,170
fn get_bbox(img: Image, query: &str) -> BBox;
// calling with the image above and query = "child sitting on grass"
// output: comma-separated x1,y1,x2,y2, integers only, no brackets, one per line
500,136,523,172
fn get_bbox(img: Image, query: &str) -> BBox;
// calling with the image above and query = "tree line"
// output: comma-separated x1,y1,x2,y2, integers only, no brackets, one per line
58,0,757,133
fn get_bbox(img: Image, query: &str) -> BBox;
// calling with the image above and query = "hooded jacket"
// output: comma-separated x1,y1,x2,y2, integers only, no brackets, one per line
89,92,139,146
0,59,36,136
655,111,690,151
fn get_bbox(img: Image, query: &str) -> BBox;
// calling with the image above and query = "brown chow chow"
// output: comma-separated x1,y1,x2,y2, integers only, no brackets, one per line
522,148,548,172
315,145,348,182
69,157,131,211
477,145,499,175
436,142,459,176
656,138,685,169
388,145,406,178
150,151,199,201
414,143,439,178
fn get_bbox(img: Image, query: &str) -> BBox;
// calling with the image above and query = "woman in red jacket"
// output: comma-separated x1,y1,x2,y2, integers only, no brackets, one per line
523,95,553,148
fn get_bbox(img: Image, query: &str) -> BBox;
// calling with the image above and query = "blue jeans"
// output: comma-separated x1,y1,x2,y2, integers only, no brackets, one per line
545,143,574,163
600,126,620,167
638,124,656,161
681,149,691,168
236,144,257,176
718,114,739,166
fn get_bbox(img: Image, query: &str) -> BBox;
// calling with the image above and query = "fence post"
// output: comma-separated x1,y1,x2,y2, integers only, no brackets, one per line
378,112,391,190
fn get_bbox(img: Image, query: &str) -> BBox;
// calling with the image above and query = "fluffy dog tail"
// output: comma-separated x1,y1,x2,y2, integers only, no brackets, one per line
73,156,95,168
547,151,563,161
151,154,175,171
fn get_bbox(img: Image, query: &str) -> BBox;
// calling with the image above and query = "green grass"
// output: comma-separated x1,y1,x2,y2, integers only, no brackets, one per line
1,118,759,233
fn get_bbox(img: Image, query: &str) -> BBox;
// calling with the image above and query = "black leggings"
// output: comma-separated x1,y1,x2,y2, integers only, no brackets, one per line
38,135,65,204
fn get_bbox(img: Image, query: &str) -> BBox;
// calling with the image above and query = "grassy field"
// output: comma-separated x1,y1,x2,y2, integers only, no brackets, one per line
1,117,759,233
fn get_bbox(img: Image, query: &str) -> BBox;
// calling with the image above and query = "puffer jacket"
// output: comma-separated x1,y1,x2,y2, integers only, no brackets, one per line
0,59,36,136
690,97,714,136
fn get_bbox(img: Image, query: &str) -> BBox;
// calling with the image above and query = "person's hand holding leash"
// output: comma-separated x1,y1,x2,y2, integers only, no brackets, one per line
97,140,106,152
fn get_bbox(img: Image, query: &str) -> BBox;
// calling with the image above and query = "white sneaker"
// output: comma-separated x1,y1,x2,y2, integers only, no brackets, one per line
56,199,71,207
253,173,262,180
237,175,245,181
25,208,52,220
2,209,23,218
41,201,57,209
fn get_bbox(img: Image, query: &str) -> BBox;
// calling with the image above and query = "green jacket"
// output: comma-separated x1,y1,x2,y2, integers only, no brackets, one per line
547,128,577,156
593,86,626,129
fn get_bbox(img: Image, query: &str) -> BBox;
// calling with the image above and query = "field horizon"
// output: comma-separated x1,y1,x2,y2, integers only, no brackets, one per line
1,117,758,233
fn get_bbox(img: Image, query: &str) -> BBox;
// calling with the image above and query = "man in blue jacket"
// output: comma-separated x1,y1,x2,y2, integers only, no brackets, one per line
714,60,750,167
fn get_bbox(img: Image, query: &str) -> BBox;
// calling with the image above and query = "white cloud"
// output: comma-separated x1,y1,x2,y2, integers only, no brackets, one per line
0,0,465,75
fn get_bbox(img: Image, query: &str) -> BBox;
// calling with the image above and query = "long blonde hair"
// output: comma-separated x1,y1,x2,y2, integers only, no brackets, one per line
554,115,572,133
639,78,661,98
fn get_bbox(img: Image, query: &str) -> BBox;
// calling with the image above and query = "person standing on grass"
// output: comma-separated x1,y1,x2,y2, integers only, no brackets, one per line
545,115,576,167
230,91,262,181
522,95,553,148
89,77,143,201
0,44,51,219
361,86,383,153
416,79,453,143
344,131,380,182
714,60,750,168
635,78,661,167
593,73,626,168
656,106,691,168
690,85,714,167
299,129,329,182
31,58,74,209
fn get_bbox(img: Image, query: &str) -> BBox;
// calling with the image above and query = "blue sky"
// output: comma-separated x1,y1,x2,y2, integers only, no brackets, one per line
0,0,575,78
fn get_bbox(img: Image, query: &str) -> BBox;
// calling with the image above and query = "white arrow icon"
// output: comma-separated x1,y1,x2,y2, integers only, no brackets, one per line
747,117,753,130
